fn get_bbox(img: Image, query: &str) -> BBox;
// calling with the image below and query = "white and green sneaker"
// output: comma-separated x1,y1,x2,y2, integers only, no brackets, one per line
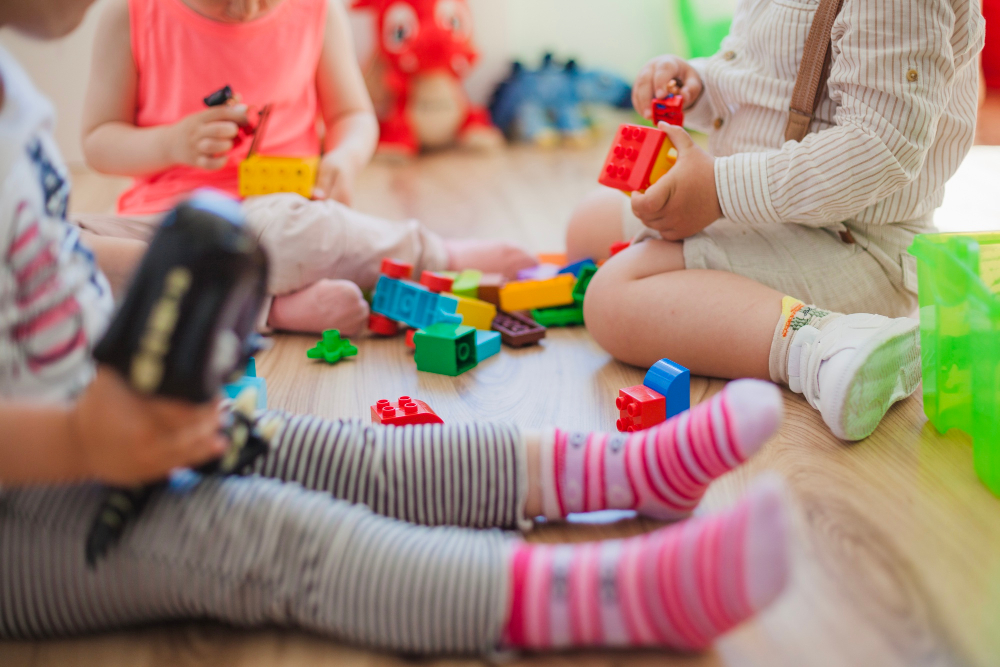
787,314,922,441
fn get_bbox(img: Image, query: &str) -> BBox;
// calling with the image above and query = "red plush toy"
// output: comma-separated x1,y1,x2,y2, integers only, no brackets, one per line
352,0,503,156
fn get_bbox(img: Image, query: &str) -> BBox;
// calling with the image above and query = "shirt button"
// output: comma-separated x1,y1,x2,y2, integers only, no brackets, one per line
714,118,725,129
723,51,737,61
907,68,919,82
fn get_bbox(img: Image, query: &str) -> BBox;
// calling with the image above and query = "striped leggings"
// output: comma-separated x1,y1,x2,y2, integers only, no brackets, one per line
0,415,527,654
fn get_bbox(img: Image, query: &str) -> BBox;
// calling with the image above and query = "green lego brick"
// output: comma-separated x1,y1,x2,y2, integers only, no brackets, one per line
573,264,598,304
531,304,585,327
307,329,358,364
414,323,478,376
475,330,501,361
451,270,483,299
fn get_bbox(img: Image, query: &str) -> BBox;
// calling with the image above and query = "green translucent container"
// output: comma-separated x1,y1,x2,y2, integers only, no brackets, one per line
910,233,1000,495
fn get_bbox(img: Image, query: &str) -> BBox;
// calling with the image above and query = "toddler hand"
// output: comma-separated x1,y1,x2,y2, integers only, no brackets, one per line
630,123,723,241
69,367,227,486
633,55,704,119
314,152,358,205
170,105,249,171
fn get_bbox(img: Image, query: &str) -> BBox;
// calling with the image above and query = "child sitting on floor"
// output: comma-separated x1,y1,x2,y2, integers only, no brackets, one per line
0,0,790,653
567,0,984,441
76,0,536,336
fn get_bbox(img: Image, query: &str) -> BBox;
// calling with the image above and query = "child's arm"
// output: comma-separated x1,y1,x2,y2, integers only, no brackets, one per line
81,0,247,177
0,368,226,487
312,0,380,205
78,231,146,296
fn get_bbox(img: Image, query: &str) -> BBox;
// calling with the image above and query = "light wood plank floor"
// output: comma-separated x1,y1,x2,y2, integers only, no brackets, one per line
5,138,1000,667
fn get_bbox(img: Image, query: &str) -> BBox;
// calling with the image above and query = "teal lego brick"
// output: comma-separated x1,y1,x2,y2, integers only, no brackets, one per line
414,323,478,376
372,276,463,329
223,358,268,409
475,330,501,361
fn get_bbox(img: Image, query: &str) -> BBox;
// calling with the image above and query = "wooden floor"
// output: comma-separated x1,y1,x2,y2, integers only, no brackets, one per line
5,132,1000,667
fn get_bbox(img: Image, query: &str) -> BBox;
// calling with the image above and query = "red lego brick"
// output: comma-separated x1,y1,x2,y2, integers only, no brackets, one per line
405,329,417,350
652,95,684,127
609,241,630,257
371,397,444,426
616,385,666,433
369,313,400,336
420,271,455,294
598,124,668,193
380,258,413,280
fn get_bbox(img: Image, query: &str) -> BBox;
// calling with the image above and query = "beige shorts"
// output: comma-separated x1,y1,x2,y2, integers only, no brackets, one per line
621,197,929,318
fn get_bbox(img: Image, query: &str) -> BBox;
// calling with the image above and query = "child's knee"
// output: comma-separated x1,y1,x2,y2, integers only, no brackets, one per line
566,188,627,262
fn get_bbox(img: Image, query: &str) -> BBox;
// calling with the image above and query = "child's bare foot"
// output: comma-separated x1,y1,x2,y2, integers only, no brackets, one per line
268,279,370,336
445,239,537,280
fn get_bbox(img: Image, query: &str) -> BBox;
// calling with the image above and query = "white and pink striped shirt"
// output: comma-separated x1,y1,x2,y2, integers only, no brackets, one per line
686,0,985,228
0,46,113,402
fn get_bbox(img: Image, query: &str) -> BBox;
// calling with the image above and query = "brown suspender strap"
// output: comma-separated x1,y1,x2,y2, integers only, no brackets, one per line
785,0,846,143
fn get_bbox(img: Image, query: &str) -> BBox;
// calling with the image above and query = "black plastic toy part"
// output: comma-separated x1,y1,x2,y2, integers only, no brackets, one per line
203,85,235,107
86,191,270,567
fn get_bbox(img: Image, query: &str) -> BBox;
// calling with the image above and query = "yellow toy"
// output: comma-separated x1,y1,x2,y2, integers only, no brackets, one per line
450,294,497,331
499,274,576,312
238,105,320,199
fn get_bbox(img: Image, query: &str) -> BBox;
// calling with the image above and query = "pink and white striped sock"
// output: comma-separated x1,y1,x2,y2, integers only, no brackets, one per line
539,379,783,521
504,477,790,650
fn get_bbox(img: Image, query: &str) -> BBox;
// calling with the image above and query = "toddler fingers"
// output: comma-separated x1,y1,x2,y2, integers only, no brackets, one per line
195,155,230,171
201,104,249,126
201,120,240,140
659,123,696,152
653,64,681,100
197,137,235,156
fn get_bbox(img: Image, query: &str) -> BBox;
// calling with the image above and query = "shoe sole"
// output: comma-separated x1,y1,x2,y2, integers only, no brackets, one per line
834,319,922,441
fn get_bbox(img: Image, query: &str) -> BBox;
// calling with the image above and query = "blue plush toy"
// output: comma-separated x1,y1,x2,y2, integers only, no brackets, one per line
490,54,632,147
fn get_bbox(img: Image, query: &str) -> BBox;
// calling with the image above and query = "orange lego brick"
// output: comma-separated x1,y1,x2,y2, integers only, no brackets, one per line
498,274,576,312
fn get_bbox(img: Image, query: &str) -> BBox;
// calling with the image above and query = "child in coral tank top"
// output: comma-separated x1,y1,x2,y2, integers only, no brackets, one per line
79,0,536,335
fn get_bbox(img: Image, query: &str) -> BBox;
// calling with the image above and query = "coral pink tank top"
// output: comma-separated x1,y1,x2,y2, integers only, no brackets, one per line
118,0,326,215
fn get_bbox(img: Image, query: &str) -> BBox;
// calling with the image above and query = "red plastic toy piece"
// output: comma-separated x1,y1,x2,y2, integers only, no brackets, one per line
420,271,455,294
380,258,414,280
369,313,400,336
371,396,444,426
598,125,671,193
405,329,417,350
609,241,630,257
652,95,684,127
616,385,667,433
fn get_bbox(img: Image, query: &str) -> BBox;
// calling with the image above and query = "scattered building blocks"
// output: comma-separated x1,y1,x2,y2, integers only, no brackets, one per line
368,313,400,337
558,258,597,277
537,252,569,266
477,273,505,307
499,274,576,312
518,264,561,281
307,329,359,365
405,329,417,350
371,397,444,426
413,323,478,376
380,259,414,280
475,330,502,361
451,270,483,299
652,95,684,127
532,304,585,327
609,241,631,257
372,276,463,330
598,124,677,194
644,358,691,419
573,264,598,304
420,271,454,293
223,358,268,410
492,311,547,347
616,385,667,432
451,294,498,330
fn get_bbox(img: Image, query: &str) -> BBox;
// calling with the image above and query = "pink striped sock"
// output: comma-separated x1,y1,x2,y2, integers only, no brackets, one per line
504,477,790,650
540,379,783,521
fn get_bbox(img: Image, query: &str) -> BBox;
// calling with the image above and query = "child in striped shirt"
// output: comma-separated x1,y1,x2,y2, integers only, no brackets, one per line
568,0,985,442
0,0,791,653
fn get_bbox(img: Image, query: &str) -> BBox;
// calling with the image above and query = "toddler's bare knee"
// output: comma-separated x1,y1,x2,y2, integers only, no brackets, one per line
583,264,634,363
566,188,626,262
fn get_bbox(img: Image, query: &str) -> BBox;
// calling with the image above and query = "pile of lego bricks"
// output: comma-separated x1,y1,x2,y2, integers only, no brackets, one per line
367,254,610,377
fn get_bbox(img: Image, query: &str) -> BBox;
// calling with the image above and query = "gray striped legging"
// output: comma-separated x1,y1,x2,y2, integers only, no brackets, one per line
0,415,528,654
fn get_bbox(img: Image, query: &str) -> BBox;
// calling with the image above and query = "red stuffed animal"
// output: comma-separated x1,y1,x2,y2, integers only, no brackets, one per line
353,0,503,156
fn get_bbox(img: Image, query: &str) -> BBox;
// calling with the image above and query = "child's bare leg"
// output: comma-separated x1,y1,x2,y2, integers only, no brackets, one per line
267,279,371,336
566,187,629,262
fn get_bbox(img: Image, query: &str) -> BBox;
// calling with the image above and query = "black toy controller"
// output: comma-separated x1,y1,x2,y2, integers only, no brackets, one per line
86,191,270,566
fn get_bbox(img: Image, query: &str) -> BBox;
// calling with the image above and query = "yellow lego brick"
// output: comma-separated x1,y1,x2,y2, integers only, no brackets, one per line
239,155,320,199
647,142,678,191
449,294,497,331
499,274,576,312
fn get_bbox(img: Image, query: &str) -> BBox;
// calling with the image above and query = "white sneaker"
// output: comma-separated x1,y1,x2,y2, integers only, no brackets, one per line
788,314,921,441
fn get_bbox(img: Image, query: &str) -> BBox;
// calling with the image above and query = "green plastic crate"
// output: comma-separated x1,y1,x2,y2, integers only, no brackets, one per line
910,232,1000,495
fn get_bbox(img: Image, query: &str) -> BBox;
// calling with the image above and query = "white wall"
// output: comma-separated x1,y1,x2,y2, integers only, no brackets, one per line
2,0,683,165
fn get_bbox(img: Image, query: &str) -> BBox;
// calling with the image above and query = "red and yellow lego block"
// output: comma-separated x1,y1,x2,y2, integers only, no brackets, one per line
598,124,676,195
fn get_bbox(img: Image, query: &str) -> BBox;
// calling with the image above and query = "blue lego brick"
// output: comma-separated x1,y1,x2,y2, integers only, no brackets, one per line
223,358,268,410
558,258,597,277
643,358,690,419
372,275,463,330
475,330,502,361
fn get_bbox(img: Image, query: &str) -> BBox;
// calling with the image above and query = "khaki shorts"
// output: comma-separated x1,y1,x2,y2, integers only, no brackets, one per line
622,196,929,318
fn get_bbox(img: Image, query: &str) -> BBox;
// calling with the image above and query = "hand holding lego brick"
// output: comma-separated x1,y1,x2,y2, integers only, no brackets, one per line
632,55,703,121
314,150,360,205
169,105,250,171
630,123,722,241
